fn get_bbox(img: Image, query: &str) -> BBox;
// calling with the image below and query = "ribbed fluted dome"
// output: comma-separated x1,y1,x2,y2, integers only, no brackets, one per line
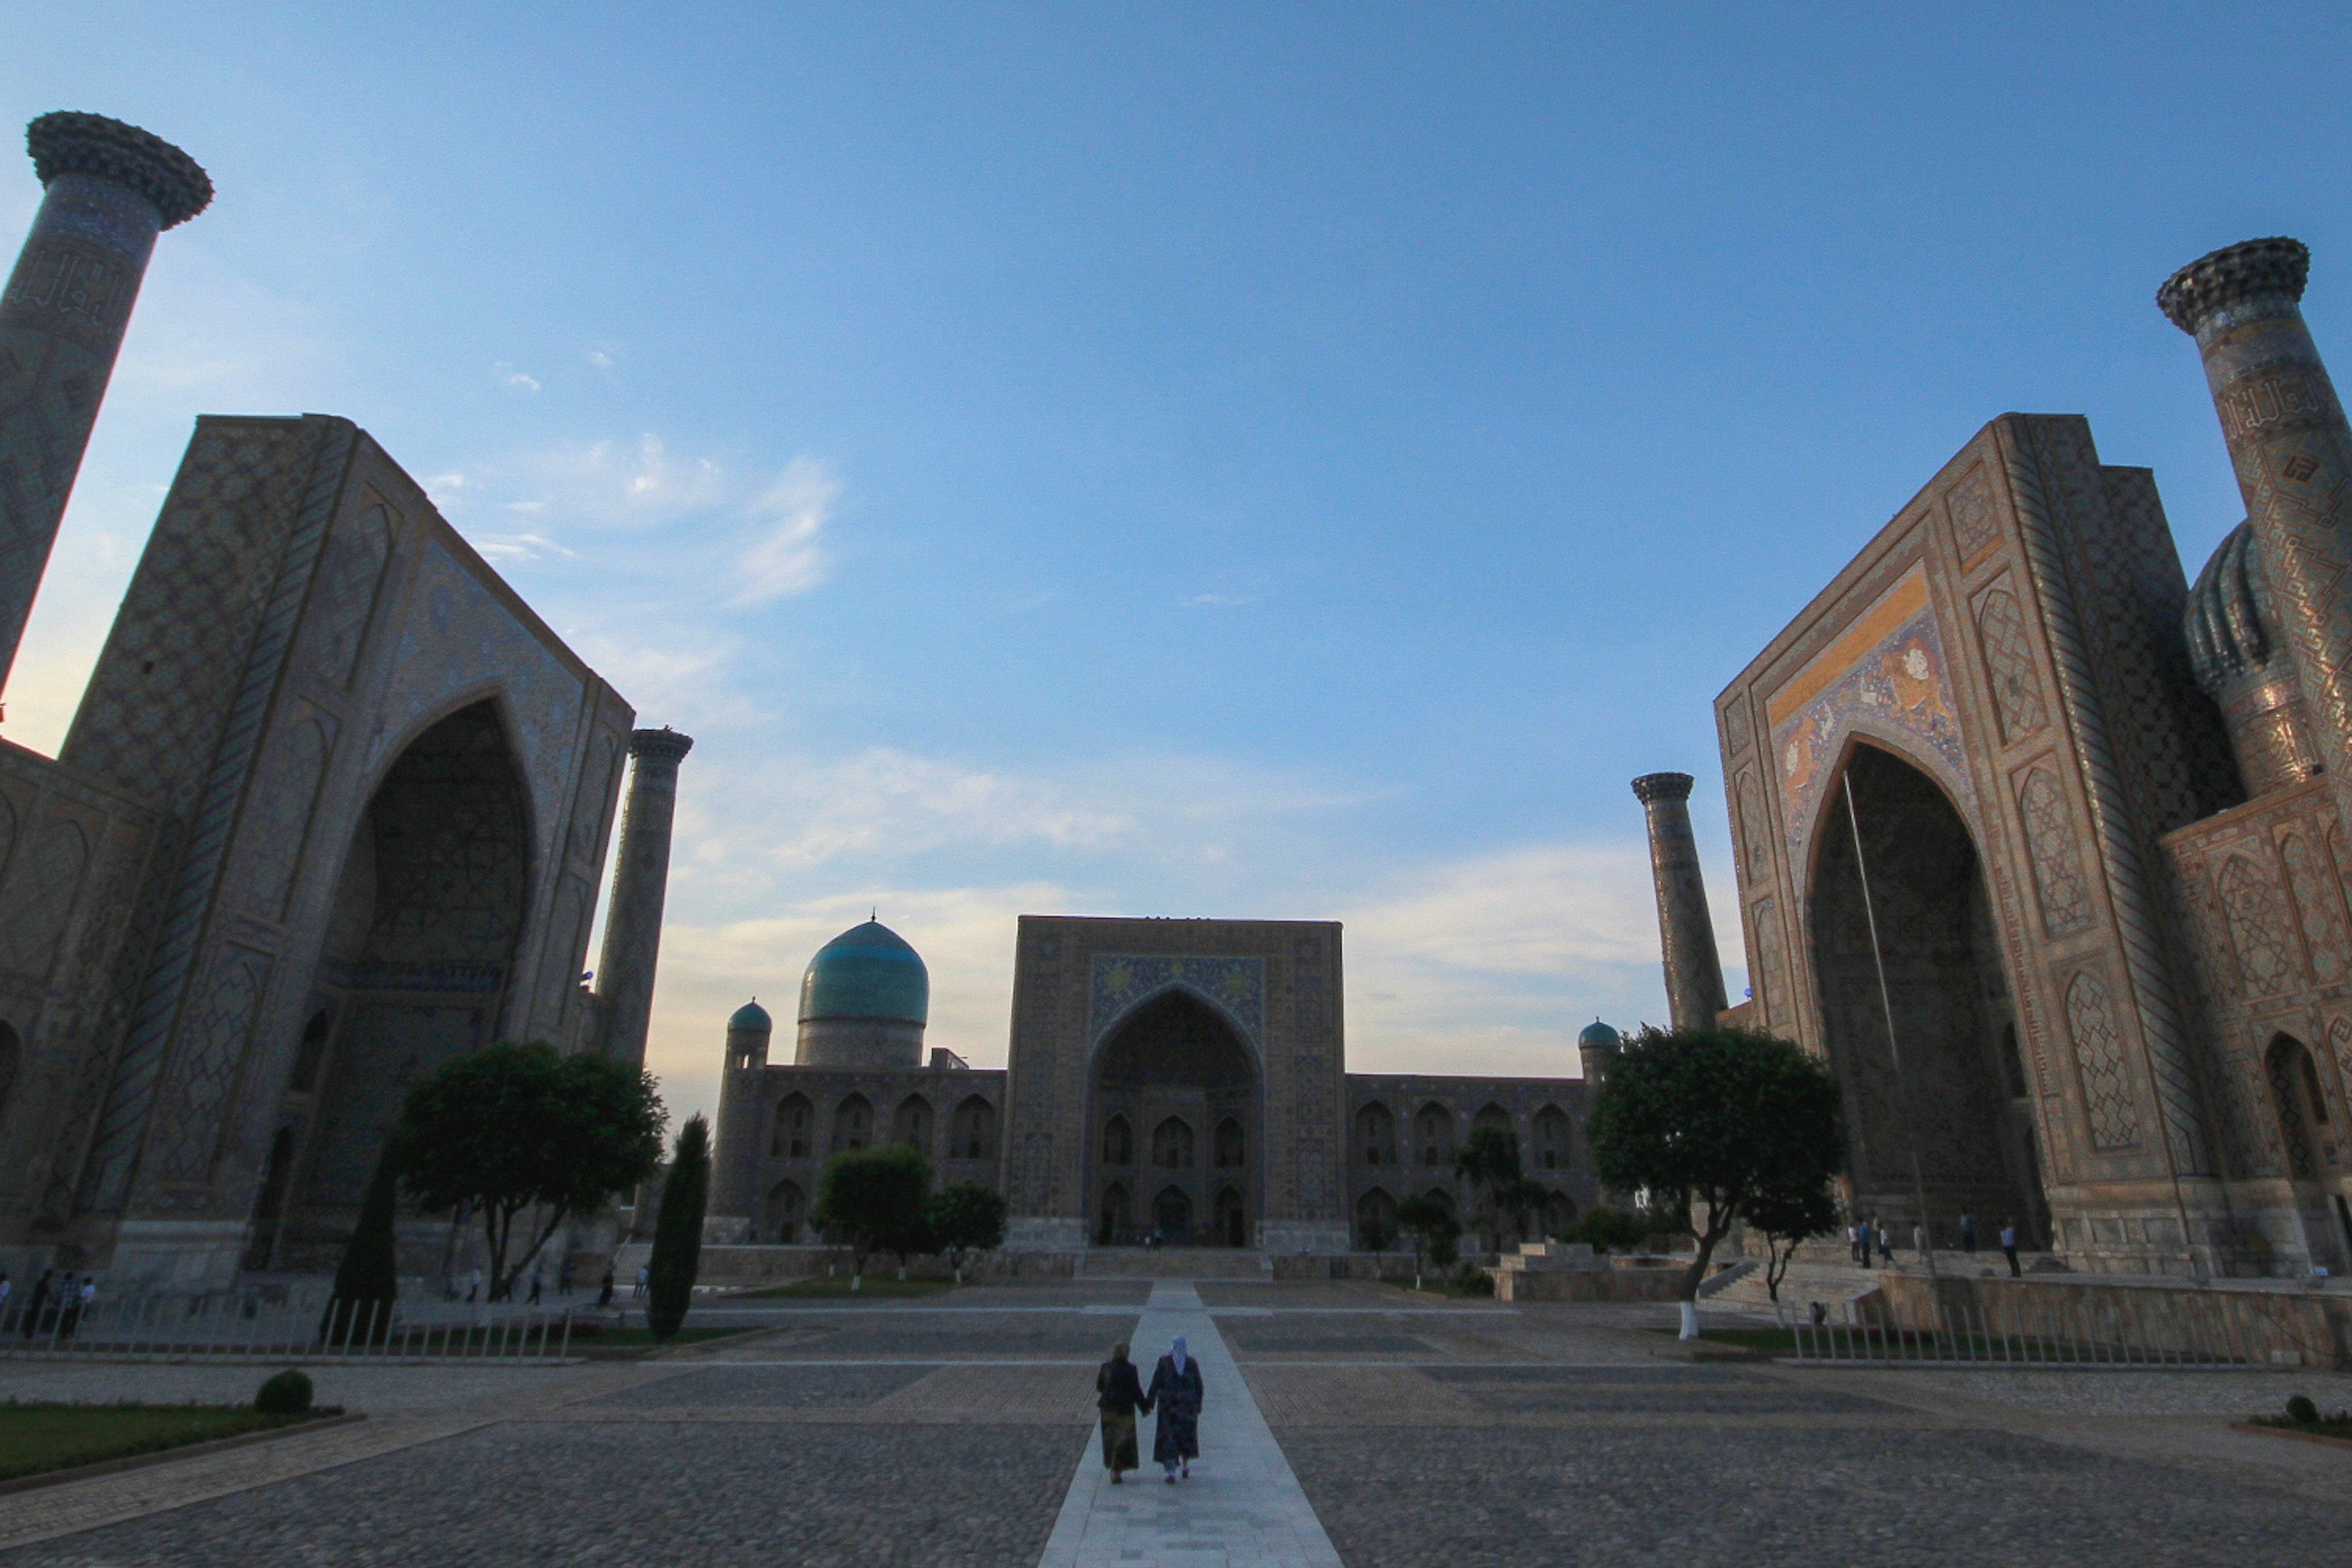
728,999,772,1033
2185,521,2286,695
798,920,929,1026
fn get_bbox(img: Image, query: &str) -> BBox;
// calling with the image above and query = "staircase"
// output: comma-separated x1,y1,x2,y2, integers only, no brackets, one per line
1078,1247,1273,1278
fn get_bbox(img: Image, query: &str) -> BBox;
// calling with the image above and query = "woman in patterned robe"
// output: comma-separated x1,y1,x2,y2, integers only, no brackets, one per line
1146,1335,1204,1481
1095,1341,1150,1482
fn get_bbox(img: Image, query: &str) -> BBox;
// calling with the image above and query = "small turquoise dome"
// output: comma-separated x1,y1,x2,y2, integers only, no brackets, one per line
728,999,772,1032
1578,1018,1621,1047
799,920,929,1027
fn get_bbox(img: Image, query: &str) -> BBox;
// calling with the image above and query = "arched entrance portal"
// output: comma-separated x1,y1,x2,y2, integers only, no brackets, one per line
277,701,530,1267
1091,989,1257,1246
1811,745,2045,1244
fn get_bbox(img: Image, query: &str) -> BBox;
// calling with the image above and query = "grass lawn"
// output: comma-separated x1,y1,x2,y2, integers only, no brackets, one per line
0,1403,334,1483
736,1276,957,1300
1647,1325,1802,1352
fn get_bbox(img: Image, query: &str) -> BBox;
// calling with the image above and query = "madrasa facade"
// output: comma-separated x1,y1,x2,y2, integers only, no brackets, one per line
710,916,1619,1253
0,115,688,1290
1676,236,2352,1279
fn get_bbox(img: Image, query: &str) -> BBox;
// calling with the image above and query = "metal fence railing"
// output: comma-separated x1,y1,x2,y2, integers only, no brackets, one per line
1777,1287,2304,1368
0,1287,576,1364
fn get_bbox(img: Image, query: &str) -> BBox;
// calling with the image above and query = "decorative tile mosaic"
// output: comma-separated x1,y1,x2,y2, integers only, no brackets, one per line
2278,831,2349,988
2018,766,2094,937
1089,954,1265,1048
2217,851,2299,998
1771,597,1971,850
2064,970,2141,1152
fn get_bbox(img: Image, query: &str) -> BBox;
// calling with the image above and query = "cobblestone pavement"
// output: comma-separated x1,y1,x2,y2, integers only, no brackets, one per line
9,1280,2350,1566
1276,1425,2346,1567
9,1421,1089,1567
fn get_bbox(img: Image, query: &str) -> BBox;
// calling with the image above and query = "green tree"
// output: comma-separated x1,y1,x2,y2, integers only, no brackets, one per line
1745,1177,1842,1303
1497,1177,1549,1247
812,1142,931,1289
927,1182,1009,1282
1572,1206,1639,1254
1452,1124,1523,1256
1586,1026,1846,1337
399,1041,666,1302
321,1136,402,1346
646,1115,710,1340
1395,1194,1460,1290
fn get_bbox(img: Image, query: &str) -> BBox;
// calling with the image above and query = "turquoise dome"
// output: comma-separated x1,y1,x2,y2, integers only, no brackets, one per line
799,920,929,1026
1578,1018,1621,1047
728,999,772,1032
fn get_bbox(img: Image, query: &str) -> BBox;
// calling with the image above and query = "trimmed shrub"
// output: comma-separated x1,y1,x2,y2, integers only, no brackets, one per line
255,1369,314,1414
2286,1393,2320,1425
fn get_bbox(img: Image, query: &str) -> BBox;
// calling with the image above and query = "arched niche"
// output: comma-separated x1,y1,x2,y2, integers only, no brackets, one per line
1808,741,2043,1243
1089,988,1257,1248
281,699,530,1261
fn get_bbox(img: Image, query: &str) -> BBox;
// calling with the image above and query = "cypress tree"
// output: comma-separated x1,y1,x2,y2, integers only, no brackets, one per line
646,1115,710,1341
321,1136,402,1346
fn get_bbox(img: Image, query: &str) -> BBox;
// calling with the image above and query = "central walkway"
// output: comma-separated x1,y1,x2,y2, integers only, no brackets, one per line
1036,1279,1343,1568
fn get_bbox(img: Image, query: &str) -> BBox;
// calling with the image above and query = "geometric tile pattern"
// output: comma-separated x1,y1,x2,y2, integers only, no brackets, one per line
2277,831,2348,987
2017,767,2093,937
149,944,270,1182
2262,1036,2320,1180
1947,463,1999,562
2217,851,2299,999
2063,968,2141,1152
1091,956,1265,1052
238,717,330,922
0,814,85,975
309,501,390,686
1973,584,2049,742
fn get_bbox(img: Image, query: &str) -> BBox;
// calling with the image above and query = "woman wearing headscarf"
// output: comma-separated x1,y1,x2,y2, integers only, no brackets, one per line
1145,1333,1204,1482
1095,1341,1151,1483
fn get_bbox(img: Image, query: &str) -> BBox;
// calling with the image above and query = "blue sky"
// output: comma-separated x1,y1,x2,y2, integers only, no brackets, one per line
8,4,2351,1126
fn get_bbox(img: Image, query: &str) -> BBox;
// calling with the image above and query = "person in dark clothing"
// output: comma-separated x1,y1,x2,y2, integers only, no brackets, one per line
1145,1335,1205,1482
1959,1212,1977,1254
598,1266,616,1308
1095,1341,1152,1483
21,1270,51,1339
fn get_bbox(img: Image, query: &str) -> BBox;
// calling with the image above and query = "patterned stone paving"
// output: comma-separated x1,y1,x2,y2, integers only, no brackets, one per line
5,1280,2350,1566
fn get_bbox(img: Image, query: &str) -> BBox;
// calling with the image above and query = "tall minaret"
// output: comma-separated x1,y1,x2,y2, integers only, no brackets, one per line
594,727,693,1064
0,113,211,690
1632,772,1729,1031
2161,238,2352,838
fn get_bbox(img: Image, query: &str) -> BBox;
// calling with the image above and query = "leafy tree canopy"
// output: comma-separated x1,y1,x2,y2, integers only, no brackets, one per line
1586,1027,1845,1305
400,1041,665,1300
812,1142,932,1278
927,1182,1008,1273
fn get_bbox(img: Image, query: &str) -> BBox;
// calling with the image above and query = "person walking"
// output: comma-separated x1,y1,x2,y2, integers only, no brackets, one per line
1145,1334,1205,1483
598,1265,616,1308
1875,1219,1892,1266
1095,1340,1152,1485
1960,1212,1977,1254
2000,1219,2021,1278
528,1265,543,1306
1912,1222,1926,1262
634,1265,649,1300
1847,1223,1863,1265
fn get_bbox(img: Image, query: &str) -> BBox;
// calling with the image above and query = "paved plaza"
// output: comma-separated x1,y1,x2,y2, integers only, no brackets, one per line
4,1276,2348,1566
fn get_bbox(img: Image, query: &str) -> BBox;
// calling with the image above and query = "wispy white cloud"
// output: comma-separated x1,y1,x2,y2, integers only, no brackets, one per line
1180,592,1255,608
472,531,578,564
497,363,543,393
586,347,616,371
731,456,838,604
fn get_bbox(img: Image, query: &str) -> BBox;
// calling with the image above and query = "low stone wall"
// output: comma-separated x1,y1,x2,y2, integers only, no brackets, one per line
1874,1271,2352,1369
612,1243,1077,1286
1491,1263,1685,1303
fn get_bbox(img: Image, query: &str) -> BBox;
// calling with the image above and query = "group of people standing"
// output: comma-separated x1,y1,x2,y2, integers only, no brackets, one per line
1095,1336,1205,1485
0,1269,97,1339
1848,1213,2024,1276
